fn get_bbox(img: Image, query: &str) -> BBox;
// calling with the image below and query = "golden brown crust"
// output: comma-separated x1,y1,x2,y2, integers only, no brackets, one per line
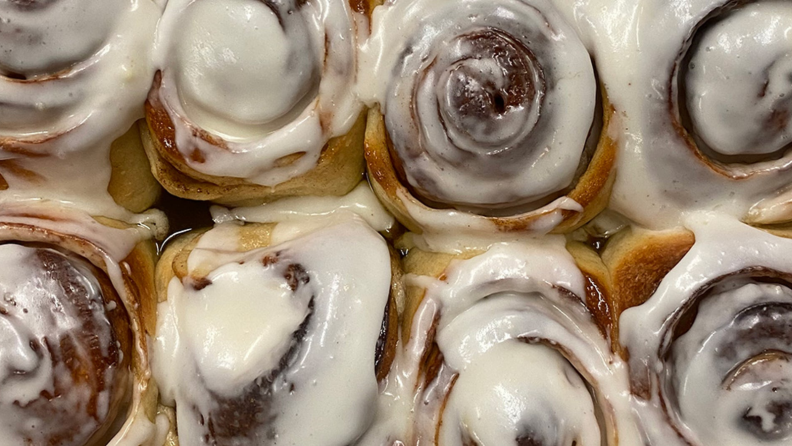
364,92,617,235
566,240,616,346
596,227,695,357
142,77,367,206
107,121,162,213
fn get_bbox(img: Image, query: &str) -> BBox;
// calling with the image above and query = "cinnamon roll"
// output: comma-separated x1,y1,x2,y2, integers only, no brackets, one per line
379,238,639,445
360,0,616,241
0,201,166,446
0,0,161,216
590,0,792,227
616,214,792,445
143,0,366,206
152,193,399,445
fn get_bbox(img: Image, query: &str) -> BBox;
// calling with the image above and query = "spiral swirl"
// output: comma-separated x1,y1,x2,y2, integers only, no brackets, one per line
153,216,394,445
362,0,598,213
0,243,131,446
149,0,362,186
669,277,792,444
0,0,156,151
0,201,168,446
620,214,792,446
399,241,637,445
675,1,792,174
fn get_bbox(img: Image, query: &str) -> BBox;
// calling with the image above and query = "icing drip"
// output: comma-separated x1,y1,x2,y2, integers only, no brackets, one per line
153,217,392,445
211,182,396,233
153,0,362,185
359,0,596,212
0,244,130,446
0,0,160,218
620,213,792,445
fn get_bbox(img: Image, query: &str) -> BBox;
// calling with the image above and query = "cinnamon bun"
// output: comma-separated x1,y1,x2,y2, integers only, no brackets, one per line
142,0,366,206
374,237,639,445
0,0,161,216
615,214,792,445
360,0,616,242
152,189,400,445
0,201,166,446
583,0,792,227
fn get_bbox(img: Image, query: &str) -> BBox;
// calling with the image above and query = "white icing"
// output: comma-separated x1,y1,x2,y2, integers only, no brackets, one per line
212,181,396,233
359,0,596,211
397,191,583,254
155,0,362,185
173,0,317,138
620,212,792,445
440,342,600,446
153,215,392,445
363,239,641,445
671,283,792,445
547,0,792,227
0,244,120,446
0,0,161,219
685,2,792,157
179,255,312,397
0,202,162,446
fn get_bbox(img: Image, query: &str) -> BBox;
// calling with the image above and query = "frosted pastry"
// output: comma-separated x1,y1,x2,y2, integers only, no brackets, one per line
365,237,640,445
142,0,367,205
152,191,400,445
359,0,617,241
614,214,792,445
0,202,166,446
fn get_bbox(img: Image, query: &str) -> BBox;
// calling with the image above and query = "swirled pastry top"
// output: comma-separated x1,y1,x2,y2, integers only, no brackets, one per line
358,0,596,211
0,0,157,147
554,0,792,227
152,0,362,185
0,244,126,446
620,213,792,445
153,215,391,445
0,202,167,446
364,238,640,445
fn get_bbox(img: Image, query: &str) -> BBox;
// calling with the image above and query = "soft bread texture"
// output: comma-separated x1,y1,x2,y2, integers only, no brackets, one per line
142,109,367,207
569,227,696,354
107,121,162,214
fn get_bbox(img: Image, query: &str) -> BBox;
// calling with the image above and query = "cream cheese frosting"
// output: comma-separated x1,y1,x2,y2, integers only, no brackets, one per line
620,212,792,445
153,214,392,445
550,0,792,228
0,0,161,219
0,244,123,446
0,202,165,446
153,0,362,185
